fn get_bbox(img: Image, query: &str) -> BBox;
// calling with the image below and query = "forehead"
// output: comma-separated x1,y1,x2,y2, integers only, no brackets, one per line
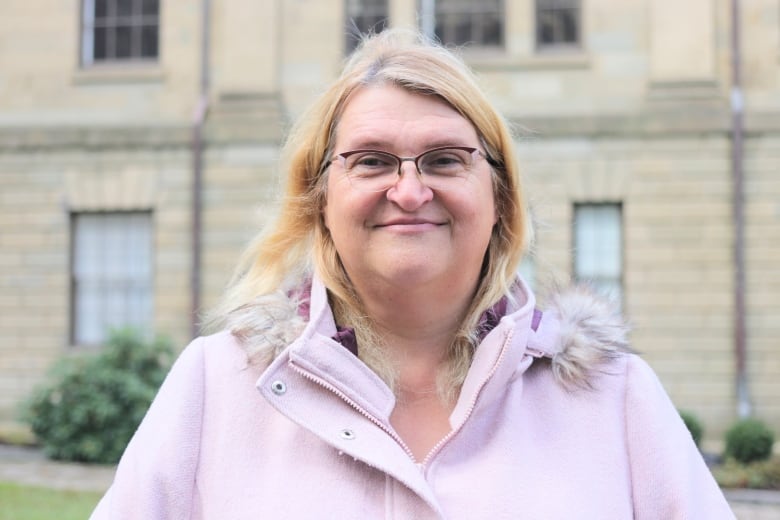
334,84,480,151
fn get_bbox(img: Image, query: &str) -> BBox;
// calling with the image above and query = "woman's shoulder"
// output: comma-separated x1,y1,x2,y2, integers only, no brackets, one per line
162,330,266,384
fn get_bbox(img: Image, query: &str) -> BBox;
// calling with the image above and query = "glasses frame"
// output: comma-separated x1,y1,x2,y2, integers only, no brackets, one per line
324,146,497,192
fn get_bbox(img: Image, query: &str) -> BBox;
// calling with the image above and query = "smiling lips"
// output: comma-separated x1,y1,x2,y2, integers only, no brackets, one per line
374,218,446,231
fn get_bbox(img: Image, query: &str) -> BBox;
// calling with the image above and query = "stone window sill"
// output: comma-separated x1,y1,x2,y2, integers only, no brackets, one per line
465,49,591,72
72,63,165,85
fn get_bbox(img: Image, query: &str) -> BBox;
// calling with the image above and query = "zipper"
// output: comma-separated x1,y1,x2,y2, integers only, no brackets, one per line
420,329,515,469
289,362,419,462
288,326,516,470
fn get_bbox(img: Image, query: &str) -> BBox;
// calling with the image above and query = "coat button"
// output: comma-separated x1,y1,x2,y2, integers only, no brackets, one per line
340,428,356,440
271,380,287,395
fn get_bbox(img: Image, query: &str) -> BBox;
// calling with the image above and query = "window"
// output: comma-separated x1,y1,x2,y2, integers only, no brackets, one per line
419,0,504,47
345,0,389,54
573,204,622,302
81,0,160,66
536,0,581,49
71,212,154,345
518,256,536,290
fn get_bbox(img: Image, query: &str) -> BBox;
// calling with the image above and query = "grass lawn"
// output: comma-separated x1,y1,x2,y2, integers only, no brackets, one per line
0,481,102,520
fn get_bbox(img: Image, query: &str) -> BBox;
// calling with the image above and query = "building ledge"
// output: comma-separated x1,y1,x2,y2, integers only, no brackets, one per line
72,63,166,85
467,50,591,72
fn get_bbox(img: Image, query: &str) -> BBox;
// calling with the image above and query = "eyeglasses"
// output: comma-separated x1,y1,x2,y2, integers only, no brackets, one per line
324,146,495,192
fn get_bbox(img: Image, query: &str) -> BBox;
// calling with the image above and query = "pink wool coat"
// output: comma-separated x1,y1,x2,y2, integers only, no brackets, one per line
91,277,734,519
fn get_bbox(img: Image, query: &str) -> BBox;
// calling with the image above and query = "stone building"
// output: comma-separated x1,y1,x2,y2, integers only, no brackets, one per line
0,0,778,444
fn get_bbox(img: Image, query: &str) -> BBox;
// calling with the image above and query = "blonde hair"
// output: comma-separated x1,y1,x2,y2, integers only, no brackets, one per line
209,29,532,400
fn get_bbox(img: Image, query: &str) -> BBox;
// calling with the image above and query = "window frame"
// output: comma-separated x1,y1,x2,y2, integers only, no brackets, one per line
344,0,390,54
572,202,624,303
69,211,155,347
535,0,582,52
80,0,161,67
419,0,505,49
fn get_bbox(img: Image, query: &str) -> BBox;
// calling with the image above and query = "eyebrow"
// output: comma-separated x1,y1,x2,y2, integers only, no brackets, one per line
345,139,393,150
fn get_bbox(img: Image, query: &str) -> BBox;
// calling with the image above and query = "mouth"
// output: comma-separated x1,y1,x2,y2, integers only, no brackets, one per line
374,218,446,232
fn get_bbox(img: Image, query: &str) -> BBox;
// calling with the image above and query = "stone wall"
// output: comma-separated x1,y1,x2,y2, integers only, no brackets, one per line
0,128,280,436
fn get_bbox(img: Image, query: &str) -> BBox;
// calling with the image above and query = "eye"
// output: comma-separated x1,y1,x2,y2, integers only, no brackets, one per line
420,149,470,174
348,152,396,170
429,154,462,166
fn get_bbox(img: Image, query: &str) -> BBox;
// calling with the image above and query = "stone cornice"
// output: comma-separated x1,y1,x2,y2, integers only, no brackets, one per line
0,122,285,152
509,109,780,139
0,110,777,152
0,125,191,152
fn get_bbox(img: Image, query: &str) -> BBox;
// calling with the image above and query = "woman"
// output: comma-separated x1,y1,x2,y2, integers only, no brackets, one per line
92,30,734,519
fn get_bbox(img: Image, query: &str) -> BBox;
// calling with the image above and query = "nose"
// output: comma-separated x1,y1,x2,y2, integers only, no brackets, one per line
385,160,433,210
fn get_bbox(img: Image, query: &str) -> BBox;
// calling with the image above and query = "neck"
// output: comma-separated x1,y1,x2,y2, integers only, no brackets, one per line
350,276,478,381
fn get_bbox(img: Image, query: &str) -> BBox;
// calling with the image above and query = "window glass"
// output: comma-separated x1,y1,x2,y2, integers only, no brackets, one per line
419,0,503,47
345,0,389,54
71,212,154,345
116,25,133,58
117,0,133,17
536,0,581,49
82,0,160,65
574,204,623,302
141,24,158,57
518,256,536,290
95,0,108,19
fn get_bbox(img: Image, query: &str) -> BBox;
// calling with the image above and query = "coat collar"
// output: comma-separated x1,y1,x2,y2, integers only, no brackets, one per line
286,276,543,428
234,273,631,405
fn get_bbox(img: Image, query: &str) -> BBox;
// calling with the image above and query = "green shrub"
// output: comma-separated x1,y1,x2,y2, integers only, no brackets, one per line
679,410,704,447
21,329,173,464
724,418,775,464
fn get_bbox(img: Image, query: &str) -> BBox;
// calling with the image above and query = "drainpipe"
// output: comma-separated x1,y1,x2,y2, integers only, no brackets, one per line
191,0,211,339
729,0,750,418
420,0,435,39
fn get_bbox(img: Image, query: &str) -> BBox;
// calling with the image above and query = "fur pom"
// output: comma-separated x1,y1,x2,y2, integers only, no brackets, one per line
543,284,632,390
226,290,307,366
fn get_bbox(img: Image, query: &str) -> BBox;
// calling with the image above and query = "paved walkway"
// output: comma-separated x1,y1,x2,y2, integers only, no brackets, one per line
0,444,114,493
2,444,780,518
725,489,780,519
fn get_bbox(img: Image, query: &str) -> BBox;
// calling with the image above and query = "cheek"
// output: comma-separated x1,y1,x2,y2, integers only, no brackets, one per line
322,201,332,231
322,194,361,239
322,176,354,231
467,177,498,226
326,189,383,229
321,176,337,230
483,176,499,226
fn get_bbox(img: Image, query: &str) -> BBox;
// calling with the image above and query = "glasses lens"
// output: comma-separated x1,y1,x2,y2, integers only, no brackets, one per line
344,151,399,192
418,148,473,190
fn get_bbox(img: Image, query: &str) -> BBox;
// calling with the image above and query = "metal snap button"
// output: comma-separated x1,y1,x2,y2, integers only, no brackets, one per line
340,428,356,440
271,380,287,395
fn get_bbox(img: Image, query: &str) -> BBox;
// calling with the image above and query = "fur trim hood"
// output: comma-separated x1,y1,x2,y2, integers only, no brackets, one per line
526,284,632,390
224,278,631,390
